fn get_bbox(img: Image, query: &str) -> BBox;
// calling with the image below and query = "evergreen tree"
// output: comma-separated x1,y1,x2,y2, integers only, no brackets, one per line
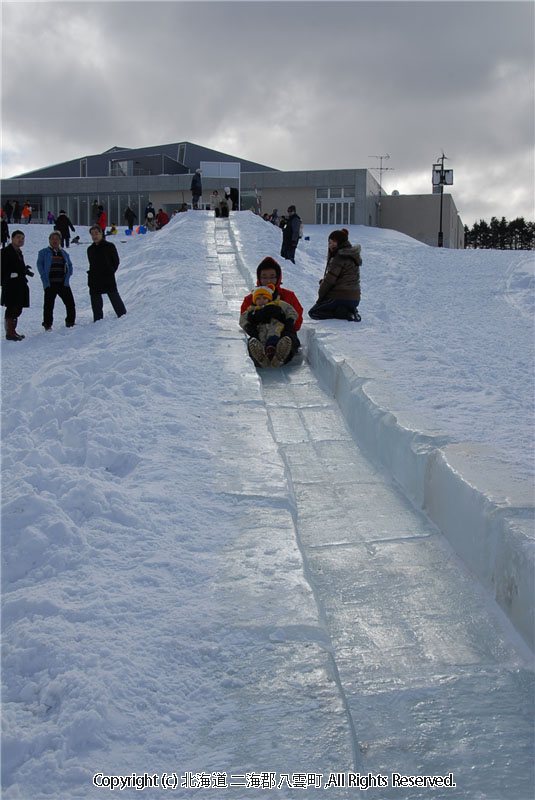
464,216,534,249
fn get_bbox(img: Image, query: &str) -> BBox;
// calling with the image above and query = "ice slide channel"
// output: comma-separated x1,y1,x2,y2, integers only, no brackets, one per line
203,217,534,797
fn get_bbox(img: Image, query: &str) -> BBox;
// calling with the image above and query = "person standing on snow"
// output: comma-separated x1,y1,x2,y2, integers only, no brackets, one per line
95,205,107,237
86,226,127,322
21,203,32,224
37,230,76,331
308,228,361,321
240,256,303,364
229,187,239,210
54,209,76,248
190,169,202,209
1,229,33,340
280,205,301,263
1,214,9,248
124,206,137,231
91,200,100,224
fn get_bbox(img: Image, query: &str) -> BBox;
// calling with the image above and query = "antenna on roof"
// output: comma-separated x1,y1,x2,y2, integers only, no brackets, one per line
368,154,395,226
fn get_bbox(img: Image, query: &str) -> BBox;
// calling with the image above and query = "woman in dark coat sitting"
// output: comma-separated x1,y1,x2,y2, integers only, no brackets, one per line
308,228,361,321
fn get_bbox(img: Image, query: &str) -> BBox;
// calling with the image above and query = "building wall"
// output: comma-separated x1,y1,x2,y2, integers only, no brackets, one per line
380,194,464,248
150,189,192,210
257,188,316,223
2,170,464,247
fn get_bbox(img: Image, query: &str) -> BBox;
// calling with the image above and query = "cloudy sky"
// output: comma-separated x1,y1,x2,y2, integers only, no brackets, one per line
2,0,533,225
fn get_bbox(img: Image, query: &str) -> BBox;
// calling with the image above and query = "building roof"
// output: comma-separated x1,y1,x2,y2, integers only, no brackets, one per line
11,141,279,179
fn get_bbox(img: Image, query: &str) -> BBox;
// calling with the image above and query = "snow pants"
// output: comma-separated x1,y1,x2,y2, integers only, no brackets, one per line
308,297,358,320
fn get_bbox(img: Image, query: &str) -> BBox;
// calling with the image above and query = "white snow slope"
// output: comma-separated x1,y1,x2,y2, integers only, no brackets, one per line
1,213,534,800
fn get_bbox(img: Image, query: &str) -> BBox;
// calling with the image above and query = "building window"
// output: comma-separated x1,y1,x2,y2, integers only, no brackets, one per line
110,160,131,177
316,187,355,200
80,159,87,177
177,143,186,164
315,198,355,225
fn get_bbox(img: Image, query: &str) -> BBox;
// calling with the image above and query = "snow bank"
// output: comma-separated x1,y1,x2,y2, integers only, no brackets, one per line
304,330,534,650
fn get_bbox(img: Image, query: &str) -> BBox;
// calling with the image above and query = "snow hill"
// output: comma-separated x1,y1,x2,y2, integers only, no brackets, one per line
1,214,534,799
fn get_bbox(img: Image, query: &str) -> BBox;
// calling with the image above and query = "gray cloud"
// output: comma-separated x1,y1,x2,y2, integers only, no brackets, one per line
2,1,533,224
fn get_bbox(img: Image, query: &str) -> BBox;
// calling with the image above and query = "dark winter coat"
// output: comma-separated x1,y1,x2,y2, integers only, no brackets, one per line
317,243,361,302
124,207,137,225
190,173,202,194
282,213,301,248
86,240,120,293
1,243,30,308
54,213,75,238
280,212,301,260
230,188,239,210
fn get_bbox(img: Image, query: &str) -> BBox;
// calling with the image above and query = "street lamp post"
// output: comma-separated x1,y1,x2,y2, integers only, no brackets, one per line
432,153,454,247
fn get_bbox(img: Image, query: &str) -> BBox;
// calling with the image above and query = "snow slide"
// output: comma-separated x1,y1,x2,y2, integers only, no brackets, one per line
1,213,533,799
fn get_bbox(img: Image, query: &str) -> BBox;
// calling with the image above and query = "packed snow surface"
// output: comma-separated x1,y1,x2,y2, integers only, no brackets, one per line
1,214,533,799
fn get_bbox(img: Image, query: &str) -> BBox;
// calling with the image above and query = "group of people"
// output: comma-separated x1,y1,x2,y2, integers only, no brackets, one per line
2,202,361,363
1,226,127,341
191,170,239,212
240,227,361,369
125,203,179,233
3,201,32,225
210,189,233,219
137,202,169,232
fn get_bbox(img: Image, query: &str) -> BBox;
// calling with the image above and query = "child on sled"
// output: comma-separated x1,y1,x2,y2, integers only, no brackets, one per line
239,284,298,368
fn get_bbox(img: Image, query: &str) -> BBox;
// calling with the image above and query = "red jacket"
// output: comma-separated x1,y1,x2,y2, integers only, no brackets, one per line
240,257,303,331
97,211,107,231
156,211,169,227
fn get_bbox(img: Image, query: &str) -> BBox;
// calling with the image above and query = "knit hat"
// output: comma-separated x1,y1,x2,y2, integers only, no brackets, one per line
328,228,349,246
252,284,274,303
